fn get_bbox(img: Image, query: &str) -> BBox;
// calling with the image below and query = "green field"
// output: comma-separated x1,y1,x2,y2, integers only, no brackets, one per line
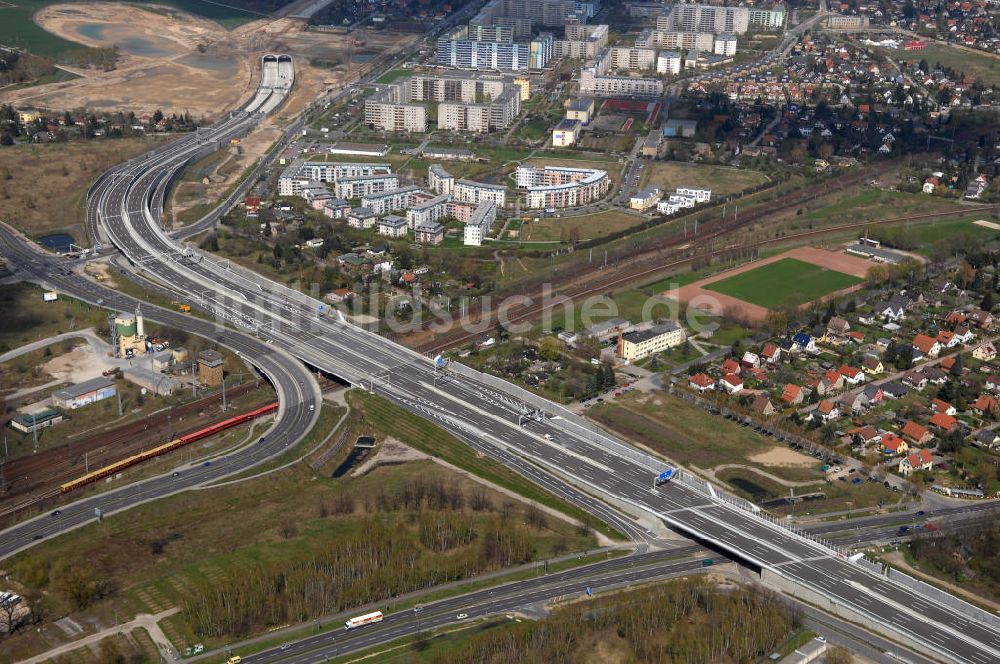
375,67,413,84
0,0,84,57
888,42,1000,87
703,258,863,309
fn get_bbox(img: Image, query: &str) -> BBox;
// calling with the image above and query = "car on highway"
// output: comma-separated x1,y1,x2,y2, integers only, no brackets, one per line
916,510,925,516
414,605,423,613
51,510,61,516
543,433,553,440
456,613,468,620
280,643,291,651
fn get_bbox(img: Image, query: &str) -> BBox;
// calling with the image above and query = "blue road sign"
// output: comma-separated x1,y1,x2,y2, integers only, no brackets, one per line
317,304,325,313
434,354,444,368
657,468,675,483
586,587,593,597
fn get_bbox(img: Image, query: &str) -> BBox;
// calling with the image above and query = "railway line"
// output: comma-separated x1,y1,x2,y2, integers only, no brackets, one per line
415,203,996,354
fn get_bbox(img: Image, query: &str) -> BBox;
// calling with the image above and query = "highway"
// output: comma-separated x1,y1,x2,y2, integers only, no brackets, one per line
1,45,998,664
0,222,320,560
73,53,1000,663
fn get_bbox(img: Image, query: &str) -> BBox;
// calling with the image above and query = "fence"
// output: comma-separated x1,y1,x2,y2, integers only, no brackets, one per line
886,566,1000,629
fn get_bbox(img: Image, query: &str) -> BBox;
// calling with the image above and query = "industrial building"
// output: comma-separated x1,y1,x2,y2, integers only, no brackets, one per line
10,408,64,434
197,350,224,387
565,98,595,124
110,310,147,358
617,321,685,361
516,165,609,208
51,376,117,410
552,118,583,147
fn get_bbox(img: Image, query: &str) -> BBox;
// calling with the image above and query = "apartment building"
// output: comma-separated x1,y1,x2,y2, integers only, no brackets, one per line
428,164,455,196
749,7,786,29
658,5,749,34
436,29,553,71
608,46,656,71
637,30,714,51
406,194,451,229
516,165,609,208
617,321,685,361
554,22,609,59
473,0,601,30
439,88,520,133
367,74,521,133
454,179,508,207
278,160,392,197
365,84,427,132
414,221,445,245
361,185,426,216
463,201,498,246
334,174,400,199
447,200,479,222
657,51,682,74
714,34,737,56
579,68,663,96
377,214,409,238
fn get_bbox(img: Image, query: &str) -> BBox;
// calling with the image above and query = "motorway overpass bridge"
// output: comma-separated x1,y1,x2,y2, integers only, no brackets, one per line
2,53,999,664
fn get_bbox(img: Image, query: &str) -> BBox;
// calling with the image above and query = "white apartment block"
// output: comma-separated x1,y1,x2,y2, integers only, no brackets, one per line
334,174,400,199
675,186,711,203
463,201,497,246
554,23,609,59
640,30,714,51
377,214,409,238
714,34,737,56
362,186,426,216
579,68,663,97
749,7,786,29
368,73,521,133
278,161,392,197
453,179,507,207
608,47,657,71
658,5,749,34
406,194,451,229
516,165,609,209
657,51,682,74
428,164,455,196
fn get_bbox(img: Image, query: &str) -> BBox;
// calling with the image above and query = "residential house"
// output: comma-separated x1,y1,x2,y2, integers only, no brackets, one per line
862,383,885,405
902,420,934,445
881,380,909,399
850,426,882,446
973,343,997,362
862,356,885,375
899,448,934,476
813,399,840,423
761,343,784,365
902,371,928,391
973,394,998,416
881,432,908,455
822,370,844,393
751,394,776,416
954,326,975,344
936,330,959,348
968,308,994,328
838,365,865,386
781,383,804,405
929,412,958,432
932,399,957,416
974,429,1000,448
840,391,869,413
922,367,949,386
722,358,741,375
689,373,716,392
792,332,817,353
721,374,744,394
912,333,942,359
988,375,1000,392
873,298,906,321
741,351,760,368
827,316,851,337
847,331,865,344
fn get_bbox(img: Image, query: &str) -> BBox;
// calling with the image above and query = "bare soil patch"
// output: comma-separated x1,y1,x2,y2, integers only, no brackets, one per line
747,446,817,468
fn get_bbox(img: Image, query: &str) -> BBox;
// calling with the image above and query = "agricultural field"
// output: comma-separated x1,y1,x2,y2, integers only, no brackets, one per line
0,0,83,58
638,161,769,196
0,137,167,242
703,257,863,310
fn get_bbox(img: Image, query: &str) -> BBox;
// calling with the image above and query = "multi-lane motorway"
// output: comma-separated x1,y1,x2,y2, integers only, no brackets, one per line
1,46,998,664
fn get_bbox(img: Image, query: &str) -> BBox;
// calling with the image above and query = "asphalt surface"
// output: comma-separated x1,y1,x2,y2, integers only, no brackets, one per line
78,60,1000,664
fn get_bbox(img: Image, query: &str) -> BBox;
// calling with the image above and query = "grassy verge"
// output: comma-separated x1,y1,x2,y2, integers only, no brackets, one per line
350,390,627,541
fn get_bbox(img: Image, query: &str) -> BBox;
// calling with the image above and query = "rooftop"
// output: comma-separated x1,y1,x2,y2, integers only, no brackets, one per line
52,376,115,400
621,321,680,344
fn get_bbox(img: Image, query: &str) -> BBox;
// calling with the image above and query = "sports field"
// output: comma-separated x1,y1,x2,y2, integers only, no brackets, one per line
703,258,863,309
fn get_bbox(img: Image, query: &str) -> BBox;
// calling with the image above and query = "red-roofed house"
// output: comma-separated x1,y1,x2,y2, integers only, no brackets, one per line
899,448,934,476
850,426,882,445
781,383,803,405
929,412,958,432
881,432,908,455
973,343,997,362
838,365,865,386
812,399,840,422
912,334,942,359
689,373,716,392
902,420,934,445
987,375,1000,392
973,394,998,416
761,343,783,365
932,399,957,416
822,370,844,392
722,358,741,375
936,330,958,348
721,373,744,394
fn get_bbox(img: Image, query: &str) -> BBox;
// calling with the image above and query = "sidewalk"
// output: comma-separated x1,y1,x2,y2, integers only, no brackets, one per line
20,608,180,664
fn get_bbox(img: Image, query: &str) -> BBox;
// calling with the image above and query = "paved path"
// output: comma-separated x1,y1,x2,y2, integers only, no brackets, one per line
0,328,109,364
699,463,826,488
19,608,180,664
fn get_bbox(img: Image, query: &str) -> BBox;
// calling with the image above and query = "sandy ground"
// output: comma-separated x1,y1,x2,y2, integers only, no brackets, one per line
974,219,1000,230
351,436,428,476
748,446,817,468
669,246,875,323
41,341,115,384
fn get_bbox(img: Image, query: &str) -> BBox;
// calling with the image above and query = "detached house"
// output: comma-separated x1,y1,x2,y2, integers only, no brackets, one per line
813,399,840,423
932,399,957,416
689,373,716,392
912,333,942,359
827,316,851,337
973,394,998,416
751,394,776,416
761,343,784,365
838,365,865,386
973,343,997,362
781,383,804,405
862,356,885,375
929,412,959,432
881,432,908,455
899,448,934,476
902,420,934,445
850,426,882,446
721,374,744,394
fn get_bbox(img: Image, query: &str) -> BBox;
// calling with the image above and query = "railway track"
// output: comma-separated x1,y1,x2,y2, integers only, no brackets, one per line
415,204,996,354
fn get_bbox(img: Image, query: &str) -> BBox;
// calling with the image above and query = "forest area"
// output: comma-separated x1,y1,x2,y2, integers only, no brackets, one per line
434,578,798,664
909,513,1000,602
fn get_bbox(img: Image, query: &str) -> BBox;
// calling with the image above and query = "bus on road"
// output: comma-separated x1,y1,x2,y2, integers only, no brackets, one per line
345,611,384,630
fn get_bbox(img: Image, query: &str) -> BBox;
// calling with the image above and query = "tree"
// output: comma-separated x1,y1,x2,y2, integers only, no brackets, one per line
152,109,164,124
764,309,788,335
826,646,853,664
982,291,995,312
865,263,890,287
539,336,561,361
950,353,964,377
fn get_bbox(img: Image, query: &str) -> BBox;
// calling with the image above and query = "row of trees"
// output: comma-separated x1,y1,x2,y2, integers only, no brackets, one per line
435,578,798,664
